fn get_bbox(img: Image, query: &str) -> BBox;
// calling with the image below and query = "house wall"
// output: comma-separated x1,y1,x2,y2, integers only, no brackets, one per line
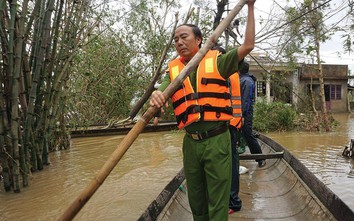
299,64,349,113
327,80,348,113
291,69,301,109
349,90,354,112
248,62,349,113
249,65,298,105
301,64,348,79
297,79,348,113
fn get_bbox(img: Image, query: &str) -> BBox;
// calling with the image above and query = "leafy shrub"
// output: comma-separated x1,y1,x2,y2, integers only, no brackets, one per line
253,100,297,132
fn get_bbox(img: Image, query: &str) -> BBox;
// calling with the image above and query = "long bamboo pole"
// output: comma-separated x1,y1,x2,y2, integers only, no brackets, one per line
58,1,247,220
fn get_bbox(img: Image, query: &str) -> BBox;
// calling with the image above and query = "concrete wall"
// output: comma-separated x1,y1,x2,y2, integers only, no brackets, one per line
247,61,349,113
297,79,348,113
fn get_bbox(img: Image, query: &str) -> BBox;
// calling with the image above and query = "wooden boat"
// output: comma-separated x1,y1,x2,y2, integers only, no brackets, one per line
138,133,354,221
70,121,178,138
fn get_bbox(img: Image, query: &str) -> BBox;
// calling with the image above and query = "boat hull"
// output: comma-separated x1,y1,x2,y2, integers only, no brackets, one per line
139,134,354,221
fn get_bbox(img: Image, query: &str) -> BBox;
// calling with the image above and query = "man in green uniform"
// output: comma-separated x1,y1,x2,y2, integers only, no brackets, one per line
149,1,255,220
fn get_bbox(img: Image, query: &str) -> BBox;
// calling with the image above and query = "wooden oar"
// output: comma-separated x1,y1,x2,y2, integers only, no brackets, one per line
58,1,248,220
239,152,284,160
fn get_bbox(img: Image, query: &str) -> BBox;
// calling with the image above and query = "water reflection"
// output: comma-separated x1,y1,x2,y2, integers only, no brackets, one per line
0,113,353,220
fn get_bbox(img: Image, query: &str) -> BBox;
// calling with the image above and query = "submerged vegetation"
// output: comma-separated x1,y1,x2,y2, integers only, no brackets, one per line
253,99,339,133
253,100,297,132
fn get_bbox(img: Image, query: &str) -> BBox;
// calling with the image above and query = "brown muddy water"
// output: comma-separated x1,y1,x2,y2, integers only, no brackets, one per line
0,113,353,221
266,113,354,211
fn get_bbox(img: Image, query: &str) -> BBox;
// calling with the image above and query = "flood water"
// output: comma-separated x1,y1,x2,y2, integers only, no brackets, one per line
267,113,354,211
0,113,353,221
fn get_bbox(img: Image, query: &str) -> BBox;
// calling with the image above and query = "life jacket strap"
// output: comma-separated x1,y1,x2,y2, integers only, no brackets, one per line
172,92,231,109
201,77,229,87
176,105,233,124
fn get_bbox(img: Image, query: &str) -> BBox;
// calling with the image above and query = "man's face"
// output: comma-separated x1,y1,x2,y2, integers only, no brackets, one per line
174,25,201,61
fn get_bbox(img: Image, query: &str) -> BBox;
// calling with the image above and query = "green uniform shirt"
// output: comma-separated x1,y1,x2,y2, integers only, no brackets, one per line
159,48,243,133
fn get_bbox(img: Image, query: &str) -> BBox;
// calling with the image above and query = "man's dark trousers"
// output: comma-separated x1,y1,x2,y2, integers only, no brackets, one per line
242,112,263,161
229,126,242,211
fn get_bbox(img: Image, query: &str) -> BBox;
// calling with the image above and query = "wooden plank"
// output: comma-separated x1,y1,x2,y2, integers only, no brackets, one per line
239,152,283,160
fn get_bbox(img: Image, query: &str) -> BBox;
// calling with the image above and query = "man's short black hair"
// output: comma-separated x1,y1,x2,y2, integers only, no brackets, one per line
177,24,203,48
240,62,249,74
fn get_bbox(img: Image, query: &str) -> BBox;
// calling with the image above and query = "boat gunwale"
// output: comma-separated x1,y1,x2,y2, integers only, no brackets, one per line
138,169,185,221
258,133,354,221
70,121,178,138
138,133,354,221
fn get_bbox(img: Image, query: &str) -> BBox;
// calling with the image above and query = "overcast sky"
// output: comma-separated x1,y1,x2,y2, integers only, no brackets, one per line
185,0,353,71
253,0,353,65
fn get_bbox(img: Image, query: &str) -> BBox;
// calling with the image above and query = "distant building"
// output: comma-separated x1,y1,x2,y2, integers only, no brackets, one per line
300,64,348,113
247,55,349,113
348,84,354,112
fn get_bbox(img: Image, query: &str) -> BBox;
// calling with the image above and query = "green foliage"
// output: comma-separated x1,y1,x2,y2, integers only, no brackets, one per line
281,1,331,62
68,33,141,125
253,100,297,132
253,99,340,132
66,0,185,126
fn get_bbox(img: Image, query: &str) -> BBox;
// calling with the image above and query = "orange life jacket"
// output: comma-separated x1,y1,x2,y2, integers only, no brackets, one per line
229,73,242,128
168,50,233,129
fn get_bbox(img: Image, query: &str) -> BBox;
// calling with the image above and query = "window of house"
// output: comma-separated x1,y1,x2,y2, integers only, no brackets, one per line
330,85,341,100
257,81,266,96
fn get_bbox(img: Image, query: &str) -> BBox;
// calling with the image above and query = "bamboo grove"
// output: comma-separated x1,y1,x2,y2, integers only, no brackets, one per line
0,0,98,192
